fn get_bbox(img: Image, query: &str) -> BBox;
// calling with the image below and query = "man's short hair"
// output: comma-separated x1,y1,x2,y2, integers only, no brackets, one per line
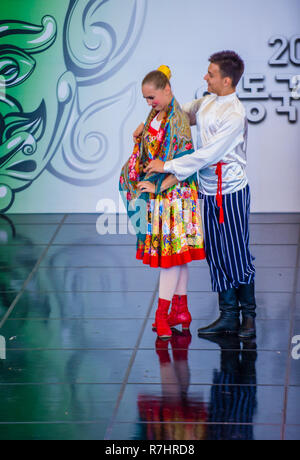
209,50,244,87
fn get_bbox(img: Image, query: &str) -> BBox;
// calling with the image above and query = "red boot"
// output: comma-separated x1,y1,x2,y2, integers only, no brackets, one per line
167,295,192,330
154,298,172,339
152,295,178,330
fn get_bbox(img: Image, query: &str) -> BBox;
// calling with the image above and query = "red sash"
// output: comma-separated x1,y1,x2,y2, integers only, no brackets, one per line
214,162,226,224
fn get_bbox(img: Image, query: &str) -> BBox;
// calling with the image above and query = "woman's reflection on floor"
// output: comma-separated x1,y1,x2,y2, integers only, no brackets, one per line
138,330,208,440
138,332,257,440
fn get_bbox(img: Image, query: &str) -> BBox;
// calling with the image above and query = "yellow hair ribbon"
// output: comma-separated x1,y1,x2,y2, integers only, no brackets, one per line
157,65,171,80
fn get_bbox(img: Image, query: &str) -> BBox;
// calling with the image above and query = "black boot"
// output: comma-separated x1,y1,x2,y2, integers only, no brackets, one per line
236,282,256,339
198,288,240,336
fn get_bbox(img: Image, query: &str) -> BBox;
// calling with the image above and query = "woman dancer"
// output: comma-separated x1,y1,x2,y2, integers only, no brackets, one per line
120,66,205,339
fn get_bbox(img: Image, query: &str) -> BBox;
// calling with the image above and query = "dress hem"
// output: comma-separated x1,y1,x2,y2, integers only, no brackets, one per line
136,247,206,268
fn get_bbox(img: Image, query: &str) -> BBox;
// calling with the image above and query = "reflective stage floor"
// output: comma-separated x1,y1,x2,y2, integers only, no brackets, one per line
0,213,299,440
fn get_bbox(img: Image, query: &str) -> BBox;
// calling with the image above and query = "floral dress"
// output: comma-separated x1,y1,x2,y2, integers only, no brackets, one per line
120,97,205,268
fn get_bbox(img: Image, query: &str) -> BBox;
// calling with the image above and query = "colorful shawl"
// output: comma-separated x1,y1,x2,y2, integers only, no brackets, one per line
119,97,197,242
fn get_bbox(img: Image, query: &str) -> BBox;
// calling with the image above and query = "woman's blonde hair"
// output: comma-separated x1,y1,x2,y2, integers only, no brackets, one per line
142,65,172,89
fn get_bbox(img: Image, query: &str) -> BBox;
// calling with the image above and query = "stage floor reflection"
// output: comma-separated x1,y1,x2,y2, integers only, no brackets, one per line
0,213,299,440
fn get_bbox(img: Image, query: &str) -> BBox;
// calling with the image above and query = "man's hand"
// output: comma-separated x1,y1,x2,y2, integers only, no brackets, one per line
144,159,165,174
133,123,144,142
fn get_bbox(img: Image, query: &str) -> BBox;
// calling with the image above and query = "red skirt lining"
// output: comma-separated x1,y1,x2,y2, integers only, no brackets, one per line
136,247,206,268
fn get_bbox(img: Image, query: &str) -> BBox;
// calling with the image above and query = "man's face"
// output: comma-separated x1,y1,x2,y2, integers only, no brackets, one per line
142,83,171,112
204,62,230,95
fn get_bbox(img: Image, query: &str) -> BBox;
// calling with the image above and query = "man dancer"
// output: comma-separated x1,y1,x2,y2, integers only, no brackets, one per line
142,51,256,339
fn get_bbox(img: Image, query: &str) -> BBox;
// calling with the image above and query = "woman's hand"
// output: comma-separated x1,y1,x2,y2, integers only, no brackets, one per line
133,123,144,142
137,181,155,194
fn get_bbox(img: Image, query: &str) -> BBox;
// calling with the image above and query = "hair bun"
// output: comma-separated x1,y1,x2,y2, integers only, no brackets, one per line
157,65,171,80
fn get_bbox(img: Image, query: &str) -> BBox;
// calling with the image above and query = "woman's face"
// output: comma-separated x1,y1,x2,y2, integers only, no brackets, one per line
142,82,172,111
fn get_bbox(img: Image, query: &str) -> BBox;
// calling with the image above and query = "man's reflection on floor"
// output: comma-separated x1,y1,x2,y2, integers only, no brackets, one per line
205,335,257,440
138,332,257,440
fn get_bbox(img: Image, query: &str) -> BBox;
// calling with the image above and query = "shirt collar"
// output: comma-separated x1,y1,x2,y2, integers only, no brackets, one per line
215,92,237,103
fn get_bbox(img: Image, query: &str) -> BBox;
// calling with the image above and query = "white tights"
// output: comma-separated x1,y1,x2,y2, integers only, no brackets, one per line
159,264,189,301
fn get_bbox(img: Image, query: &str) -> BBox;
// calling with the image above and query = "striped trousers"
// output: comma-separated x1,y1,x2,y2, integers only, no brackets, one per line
202,184,255,292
